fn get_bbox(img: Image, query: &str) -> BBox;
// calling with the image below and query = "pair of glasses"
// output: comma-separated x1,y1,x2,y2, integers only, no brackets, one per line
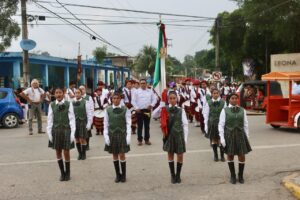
140,82,146,84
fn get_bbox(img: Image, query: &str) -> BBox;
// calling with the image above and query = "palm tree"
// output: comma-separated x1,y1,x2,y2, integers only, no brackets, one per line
134,45,156,77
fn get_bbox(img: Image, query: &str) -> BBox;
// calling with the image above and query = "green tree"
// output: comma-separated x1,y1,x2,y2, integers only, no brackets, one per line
0,0,20,52
134,45,156,76
93,46,107,64
194,49,215,71
182,55,196,77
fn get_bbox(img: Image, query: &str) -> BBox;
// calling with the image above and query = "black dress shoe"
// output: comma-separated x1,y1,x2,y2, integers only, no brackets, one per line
38,131,45,134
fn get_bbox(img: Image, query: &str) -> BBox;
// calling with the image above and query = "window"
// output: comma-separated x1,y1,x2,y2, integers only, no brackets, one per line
0,91,8,99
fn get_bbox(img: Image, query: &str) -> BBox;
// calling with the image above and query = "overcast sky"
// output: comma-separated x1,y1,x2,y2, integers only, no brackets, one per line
8,0,237,61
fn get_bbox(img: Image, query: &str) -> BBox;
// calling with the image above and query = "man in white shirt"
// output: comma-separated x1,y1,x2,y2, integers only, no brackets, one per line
292,81,300,95
20,79,45,135
132,79,157,145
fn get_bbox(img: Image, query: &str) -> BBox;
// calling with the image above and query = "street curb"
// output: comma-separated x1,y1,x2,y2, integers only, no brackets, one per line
282,173,300,199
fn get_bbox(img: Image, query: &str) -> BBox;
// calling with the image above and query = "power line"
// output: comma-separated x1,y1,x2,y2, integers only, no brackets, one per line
35,0,216,20
23,10,214,21
24,22,212,28
54,0,130,56
16,14,213,26
34,1,131,56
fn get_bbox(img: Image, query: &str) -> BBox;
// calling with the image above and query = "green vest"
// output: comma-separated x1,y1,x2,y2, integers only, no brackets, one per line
224,106,244,132
166,106,183,136
208,99,225,124
107,106,127,134
73,100,87,120
206,94,211,101
82,95,90,101
51,101,70,128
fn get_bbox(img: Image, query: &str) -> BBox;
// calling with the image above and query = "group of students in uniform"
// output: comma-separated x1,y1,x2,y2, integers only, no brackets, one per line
46,78,251,185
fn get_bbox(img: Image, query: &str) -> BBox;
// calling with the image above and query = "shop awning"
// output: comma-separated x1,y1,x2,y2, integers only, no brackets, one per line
261,71,300,81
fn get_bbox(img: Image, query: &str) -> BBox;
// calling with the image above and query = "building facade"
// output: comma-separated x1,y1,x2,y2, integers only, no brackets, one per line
0,52,131,90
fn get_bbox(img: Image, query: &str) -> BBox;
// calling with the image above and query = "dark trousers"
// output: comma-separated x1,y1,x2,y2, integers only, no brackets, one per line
137,110,151,142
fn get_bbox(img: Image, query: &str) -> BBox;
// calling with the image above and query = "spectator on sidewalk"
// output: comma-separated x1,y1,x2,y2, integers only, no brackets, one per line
20,79,45,135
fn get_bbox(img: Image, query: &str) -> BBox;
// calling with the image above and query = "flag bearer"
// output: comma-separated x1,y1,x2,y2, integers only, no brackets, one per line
161,92,188,184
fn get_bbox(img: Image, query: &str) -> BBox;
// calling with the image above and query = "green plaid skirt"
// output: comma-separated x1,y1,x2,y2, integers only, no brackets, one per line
224,128,252,155
104,131,130,154
48,127,74,150
163,132,186,154
75,119,88,139
208,119,220,141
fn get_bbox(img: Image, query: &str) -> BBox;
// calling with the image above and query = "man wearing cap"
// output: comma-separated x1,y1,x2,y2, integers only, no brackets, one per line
132,79,157,145
20,79,45,135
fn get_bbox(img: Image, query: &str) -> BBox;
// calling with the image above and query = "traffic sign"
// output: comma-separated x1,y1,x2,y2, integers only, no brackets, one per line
212,71,222,81
20,39,36,51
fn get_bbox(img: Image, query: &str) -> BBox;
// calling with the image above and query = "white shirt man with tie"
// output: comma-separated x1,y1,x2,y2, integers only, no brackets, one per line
132,79,157,145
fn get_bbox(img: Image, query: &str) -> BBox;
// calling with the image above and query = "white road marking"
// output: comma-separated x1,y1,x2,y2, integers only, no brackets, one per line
0,143,300,167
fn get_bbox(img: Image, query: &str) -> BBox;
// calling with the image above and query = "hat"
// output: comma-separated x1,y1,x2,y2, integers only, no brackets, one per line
184,78,192,82
201,80,208,85
193,80,201,86
97,81,105,86
168,81,176,88
125,79,134,86
95,88,102,92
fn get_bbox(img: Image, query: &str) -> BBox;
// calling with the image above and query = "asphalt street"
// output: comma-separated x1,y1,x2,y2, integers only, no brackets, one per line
0,115,299,200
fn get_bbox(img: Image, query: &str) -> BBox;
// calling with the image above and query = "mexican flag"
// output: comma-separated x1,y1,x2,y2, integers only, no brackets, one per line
153,23,167,88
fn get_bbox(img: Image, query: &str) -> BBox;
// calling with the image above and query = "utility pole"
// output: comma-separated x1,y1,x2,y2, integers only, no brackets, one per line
215,17,220,71
21,0,29,86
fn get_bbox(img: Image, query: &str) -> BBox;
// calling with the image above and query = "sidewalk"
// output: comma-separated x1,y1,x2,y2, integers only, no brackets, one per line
282,173,300,199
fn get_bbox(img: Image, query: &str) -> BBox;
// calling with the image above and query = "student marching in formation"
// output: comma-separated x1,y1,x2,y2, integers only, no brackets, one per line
122,80,137,134
218,93,252,184
104,92,131,183
190,80,201,127
93,88,109,135
73,89,93,160
203,89,226,162
79,85,94,150
161,92,188,184
47,87,76,181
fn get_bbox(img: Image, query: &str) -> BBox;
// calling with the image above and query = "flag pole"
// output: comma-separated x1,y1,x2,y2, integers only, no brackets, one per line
157,16,166,96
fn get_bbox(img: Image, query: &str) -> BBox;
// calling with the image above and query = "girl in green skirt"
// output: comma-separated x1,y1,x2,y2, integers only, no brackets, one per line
104,92,131,183
47,88,76,181
203,89,226,162
218,93,252,184
73,89,93,160
162,92,188,184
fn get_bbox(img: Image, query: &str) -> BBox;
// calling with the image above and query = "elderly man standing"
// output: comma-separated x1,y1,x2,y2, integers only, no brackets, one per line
132,79,157,145
20,79,45,135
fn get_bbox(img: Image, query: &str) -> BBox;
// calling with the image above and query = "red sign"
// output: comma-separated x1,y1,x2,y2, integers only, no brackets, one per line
212,71,222,81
